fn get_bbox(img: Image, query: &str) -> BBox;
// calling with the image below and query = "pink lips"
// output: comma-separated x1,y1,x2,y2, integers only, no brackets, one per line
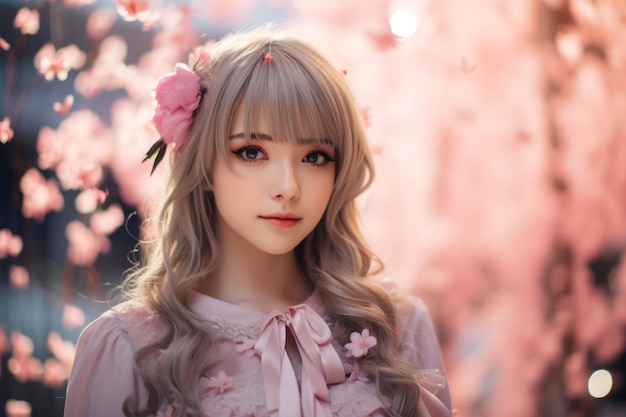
259,213,301,228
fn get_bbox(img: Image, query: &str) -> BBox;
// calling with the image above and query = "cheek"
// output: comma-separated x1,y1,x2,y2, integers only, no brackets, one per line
312,173,335,208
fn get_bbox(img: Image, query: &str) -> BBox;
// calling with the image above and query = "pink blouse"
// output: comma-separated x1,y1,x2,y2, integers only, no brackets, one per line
64,290,452,417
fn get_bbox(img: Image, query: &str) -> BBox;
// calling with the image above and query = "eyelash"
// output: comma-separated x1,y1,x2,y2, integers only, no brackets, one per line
231,146,335,167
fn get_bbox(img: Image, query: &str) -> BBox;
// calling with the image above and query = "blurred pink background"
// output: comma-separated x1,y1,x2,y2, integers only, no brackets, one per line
1,0,625,416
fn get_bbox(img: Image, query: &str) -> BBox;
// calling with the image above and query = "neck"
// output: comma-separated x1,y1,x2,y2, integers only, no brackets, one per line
198,227,312,313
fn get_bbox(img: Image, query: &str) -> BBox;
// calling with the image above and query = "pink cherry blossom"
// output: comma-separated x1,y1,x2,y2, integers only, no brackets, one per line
153,6,196,51
11,331,34,357
0,229,23,258
36,127,62,169
116,0,151,22
14,8,40,35
9,265,29,289
76,164,103,190
34,43,86,81
86,8,116,39
200,0,255,22
62,304,86,329
74,35,130,98
35,110,110,189
7,356,42,382
90,204,124,236
5,400,32,417
344,329,377,358
65,221,102,266
344,360,369,382
19,168,64,222
63,0,97,7
75,188,106,214
205,370,233,395
53,94,74,115
42,358,67,388
152,63,201,151
0,37,10,51
1,117,14,144
47,331,77,372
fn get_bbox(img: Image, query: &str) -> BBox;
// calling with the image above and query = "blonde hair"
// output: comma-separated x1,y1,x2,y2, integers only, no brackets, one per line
122,28,422,417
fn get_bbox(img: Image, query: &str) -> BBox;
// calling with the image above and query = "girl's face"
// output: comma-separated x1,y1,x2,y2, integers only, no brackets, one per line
211,104,336,256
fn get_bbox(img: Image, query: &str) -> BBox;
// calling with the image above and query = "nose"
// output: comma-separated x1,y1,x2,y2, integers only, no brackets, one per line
270,160,300,201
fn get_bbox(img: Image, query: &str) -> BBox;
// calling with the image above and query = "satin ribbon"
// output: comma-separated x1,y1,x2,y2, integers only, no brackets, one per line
254,304,345,417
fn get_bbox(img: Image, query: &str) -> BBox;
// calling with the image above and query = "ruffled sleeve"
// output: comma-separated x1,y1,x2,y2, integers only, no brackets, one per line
64,310,147,417
397,296,453,417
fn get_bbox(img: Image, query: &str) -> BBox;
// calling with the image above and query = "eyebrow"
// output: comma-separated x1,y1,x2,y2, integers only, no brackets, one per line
228,132,334,146
228,132,272,140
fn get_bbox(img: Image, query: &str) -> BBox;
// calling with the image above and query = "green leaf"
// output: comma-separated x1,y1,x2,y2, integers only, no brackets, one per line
151,141,168,175
142,138,165,162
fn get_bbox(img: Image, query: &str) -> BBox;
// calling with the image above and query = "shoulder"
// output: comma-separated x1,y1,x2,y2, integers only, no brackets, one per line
110,300,168,350
77,300,167,353
66,302,157,416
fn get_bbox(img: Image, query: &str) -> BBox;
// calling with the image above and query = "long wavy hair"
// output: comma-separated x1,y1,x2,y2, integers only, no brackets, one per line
122,28,422,417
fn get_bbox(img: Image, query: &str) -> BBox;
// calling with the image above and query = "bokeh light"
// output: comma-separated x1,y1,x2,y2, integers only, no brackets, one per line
389,10,418,38
588,369,613,399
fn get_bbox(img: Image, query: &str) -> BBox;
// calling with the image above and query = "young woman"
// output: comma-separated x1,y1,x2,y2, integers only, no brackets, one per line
64,28,452,417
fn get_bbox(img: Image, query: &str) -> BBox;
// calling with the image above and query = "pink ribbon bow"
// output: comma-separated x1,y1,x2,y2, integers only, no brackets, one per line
254,304,345,417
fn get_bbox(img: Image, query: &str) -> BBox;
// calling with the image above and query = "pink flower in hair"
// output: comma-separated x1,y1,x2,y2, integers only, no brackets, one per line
153,63,201,150
344,329,377,358
145,63,202,173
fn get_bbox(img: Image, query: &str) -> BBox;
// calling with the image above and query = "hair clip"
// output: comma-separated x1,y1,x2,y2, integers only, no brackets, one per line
264,42,273,62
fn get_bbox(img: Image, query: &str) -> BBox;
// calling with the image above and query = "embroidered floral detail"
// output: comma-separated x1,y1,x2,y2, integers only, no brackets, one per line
236,337,257,357
205,370,233,395
344,360,369,382
144,63,202,174
344,329,377,358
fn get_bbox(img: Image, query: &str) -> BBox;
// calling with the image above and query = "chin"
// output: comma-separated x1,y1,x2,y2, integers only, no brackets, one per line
255,241,302,256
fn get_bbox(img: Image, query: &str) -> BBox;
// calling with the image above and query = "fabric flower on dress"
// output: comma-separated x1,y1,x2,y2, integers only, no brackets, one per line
144,63,202,174
344,360,369,382
236,337,257,357
205,370,233,395
344,329,377,358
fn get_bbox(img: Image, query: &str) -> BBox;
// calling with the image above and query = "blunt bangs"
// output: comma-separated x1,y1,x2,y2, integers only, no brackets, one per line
243,47,343,149
191,30,368,194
